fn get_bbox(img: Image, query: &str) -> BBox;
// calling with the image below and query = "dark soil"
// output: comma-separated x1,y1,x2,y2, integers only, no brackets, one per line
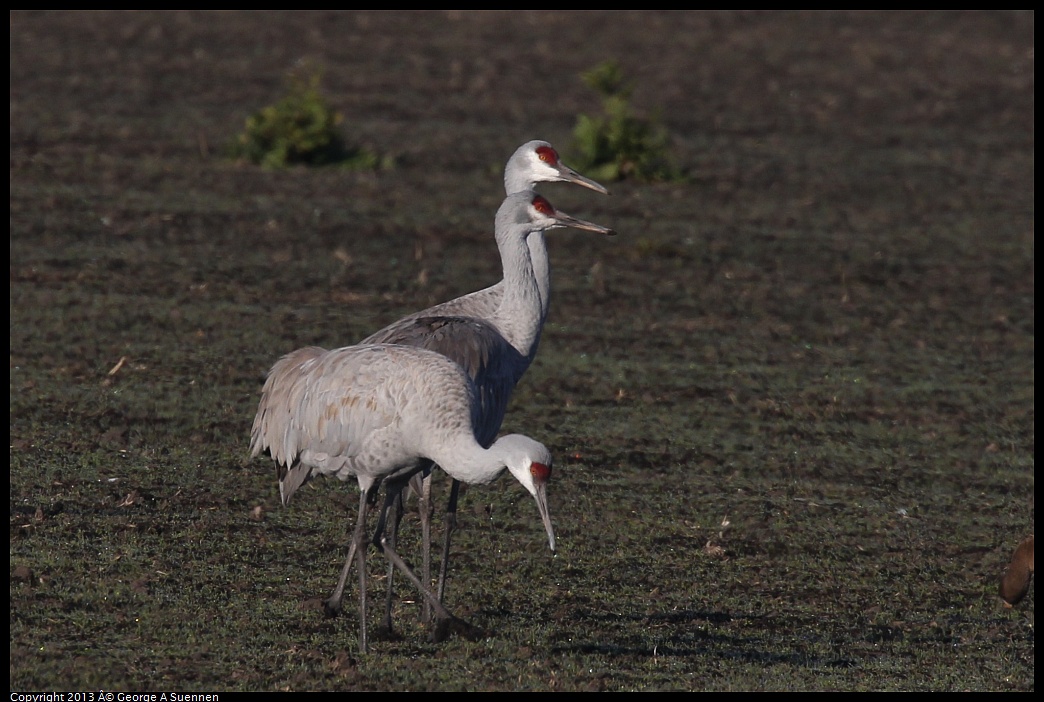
10,10,1033,691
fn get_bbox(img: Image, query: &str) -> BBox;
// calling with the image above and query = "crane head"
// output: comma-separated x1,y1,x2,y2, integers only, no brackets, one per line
497,433,557,552
525,193,615,237
505,140,609,196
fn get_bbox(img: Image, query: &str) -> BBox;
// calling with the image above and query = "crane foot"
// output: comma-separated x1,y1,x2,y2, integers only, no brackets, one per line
323,598,343,618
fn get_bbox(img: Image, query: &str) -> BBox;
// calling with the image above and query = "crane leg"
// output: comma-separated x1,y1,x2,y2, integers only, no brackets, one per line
374,491,482,645
377,486,406,635
355,491,371,654
436,479,462,606
325,488,381,619
323,490,372,654
325,508,360,618
417,469,433,623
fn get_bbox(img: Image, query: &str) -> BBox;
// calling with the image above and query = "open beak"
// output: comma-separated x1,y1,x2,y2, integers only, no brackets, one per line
556,162,610,196
533,482,556,552
552,209,616,237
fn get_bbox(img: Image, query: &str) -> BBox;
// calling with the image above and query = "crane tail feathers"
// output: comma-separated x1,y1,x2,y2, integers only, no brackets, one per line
279,463,312,507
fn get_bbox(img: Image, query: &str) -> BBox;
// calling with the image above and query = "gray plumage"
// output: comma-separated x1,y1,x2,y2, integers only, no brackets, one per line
250,343,549,502
372,315,523,449
250,342,555,654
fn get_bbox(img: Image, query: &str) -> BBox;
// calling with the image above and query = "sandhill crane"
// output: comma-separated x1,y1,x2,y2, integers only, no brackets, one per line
999,534,1034,607
252,191,611,650
360,142,609,623
250,343,555,654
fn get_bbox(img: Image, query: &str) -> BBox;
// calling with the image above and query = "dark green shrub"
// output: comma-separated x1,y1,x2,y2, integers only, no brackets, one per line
570,61,681,183
229,68,379,170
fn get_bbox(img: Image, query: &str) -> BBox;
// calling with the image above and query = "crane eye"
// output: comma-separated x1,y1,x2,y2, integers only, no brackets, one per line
530,461,552,483
535,145,558,165
531,195,554,216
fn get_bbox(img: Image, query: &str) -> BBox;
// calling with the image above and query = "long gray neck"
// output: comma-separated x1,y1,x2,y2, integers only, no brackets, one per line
527,231,552,320
491,222,543,359
427,432,507,486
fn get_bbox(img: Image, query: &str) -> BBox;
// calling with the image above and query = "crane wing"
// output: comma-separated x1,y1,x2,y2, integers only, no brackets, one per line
360,285,503,346
363,315,521,447
251,345,408,503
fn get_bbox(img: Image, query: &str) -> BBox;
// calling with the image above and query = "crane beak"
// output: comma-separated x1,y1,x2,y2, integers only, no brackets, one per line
552,210,616,237
556,162,610,195
533,482,557,552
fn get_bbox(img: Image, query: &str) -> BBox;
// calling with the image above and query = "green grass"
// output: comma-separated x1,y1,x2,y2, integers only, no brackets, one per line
10,10,1034,692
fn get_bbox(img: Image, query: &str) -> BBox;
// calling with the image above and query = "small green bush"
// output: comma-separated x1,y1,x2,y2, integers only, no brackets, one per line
229,68,379,170
570,61,681,183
